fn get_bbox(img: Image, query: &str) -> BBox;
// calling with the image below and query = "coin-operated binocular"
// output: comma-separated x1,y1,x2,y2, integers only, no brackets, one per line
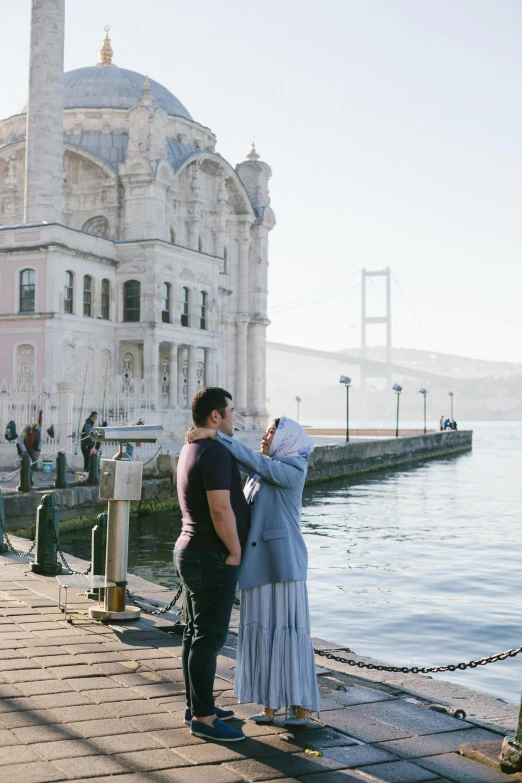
89,425,164,621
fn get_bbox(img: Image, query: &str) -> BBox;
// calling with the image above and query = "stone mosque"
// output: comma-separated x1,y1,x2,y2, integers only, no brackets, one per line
0,0,275,440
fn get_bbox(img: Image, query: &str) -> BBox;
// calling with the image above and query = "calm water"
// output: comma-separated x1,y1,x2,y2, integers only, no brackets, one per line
59,422,522,704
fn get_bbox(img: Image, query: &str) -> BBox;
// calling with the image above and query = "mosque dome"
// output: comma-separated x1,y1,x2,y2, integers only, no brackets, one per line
18,28,192,121
62,66,192,120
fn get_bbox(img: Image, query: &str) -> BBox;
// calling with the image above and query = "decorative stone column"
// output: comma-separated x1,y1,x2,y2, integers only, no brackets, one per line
57,381,73,451
168,343,178,408
235,320,248,412
187,345,198,403
187,215,200,251
212,226,225,259
24,0,65,223
204,347,216,387
238,235,250,314
143,334,159,402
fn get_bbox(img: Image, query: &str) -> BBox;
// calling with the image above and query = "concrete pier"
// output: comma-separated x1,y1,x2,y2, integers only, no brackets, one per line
307,430,472,483
0,536,516,783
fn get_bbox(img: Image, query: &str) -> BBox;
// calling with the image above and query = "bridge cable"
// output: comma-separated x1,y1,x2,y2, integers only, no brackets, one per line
391,272,435,351
270,280,361,316
269,269,361,312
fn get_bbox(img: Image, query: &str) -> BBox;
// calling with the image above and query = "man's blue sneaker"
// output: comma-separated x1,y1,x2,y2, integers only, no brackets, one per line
190,716,245,742
184,706,235,726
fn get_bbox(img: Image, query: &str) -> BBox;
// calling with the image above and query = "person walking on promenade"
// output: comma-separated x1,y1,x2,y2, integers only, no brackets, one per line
175,387,248,743
80,411,98,470
18,422,42,484
439,415,444,431
188,414,321,725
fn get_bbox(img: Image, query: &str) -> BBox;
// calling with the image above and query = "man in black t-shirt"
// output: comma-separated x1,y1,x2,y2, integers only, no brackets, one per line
174,387,248,743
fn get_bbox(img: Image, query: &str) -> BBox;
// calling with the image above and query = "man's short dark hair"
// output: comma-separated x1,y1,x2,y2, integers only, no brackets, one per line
89,411,98,418
192,387,232,426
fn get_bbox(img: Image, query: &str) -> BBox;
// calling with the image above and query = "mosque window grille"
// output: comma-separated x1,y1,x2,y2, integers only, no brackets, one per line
200,291,207,330
83,215,109,238
101,279,110,319
19,269,35,313
83,275,92,317
64,271,74,314
123,280,141,322
122,352,134,390
181,286,189,327
162,283,171,323
170,227,176,244
16,344,35,387
198,236,203,252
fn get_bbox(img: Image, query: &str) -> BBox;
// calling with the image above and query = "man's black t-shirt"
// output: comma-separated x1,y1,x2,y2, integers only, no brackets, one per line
175,439,249,554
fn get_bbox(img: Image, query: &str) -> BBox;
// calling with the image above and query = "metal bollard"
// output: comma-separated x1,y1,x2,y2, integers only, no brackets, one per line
87,513,107,600
0,495,7,554
87,452,99,486
17,453,32,493
31,494,62,575
502,696,522,770
55,452,67,489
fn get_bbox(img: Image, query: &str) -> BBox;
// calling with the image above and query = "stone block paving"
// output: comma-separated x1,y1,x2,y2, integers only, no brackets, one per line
0,551,519,783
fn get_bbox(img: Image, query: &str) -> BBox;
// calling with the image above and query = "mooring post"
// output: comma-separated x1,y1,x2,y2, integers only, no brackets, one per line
87,452,99,486
31,494,62,575
18,452,32,493
87,513,107,600
0,494,7,553
501,696,522,770
55,451,67,489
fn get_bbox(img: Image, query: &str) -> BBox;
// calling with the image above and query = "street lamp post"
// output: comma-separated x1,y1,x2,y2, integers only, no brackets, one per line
295,396,301,423
393,383,402,438
419,388,427,434
339,376,351,443
448,391,454,420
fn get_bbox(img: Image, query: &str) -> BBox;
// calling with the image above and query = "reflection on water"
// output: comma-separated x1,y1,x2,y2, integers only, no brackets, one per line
59,422,522,703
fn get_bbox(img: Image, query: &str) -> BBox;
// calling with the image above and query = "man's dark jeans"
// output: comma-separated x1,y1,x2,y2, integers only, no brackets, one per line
174,549,238,717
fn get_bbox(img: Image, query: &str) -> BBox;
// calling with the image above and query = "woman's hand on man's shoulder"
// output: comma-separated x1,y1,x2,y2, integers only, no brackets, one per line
185,427,217,443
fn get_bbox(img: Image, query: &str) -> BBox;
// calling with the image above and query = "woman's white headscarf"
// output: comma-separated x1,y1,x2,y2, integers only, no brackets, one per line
269,415,314,460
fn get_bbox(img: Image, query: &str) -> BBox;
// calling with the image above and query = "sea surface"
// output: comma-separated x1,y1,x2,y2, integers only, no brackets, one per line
59,421,522,704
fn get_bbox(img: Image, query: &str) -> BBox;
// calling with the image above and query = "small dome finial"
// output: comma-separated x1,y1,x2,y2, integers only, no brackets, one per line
144,74,150,90
247,137,260,161
99,24,114,66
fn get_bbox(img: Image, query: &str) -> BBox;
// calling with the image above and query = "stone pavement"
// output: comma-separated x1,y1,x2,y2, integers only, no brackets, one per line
0,544,518,783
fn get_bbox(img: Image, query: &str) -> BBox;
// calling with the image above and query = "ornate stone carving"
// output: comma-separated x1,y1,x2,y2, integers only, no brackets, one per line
101,349,111,384
82,348,94,391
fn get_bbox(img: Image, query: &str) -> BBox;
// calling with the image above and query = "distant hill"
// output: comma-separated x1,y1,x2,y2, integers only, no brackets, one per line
266,343,522,423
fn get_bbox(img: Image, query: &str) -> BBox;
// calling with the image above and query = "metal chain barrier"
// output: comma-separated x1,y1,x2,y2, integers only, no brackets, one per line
125,582,183,616
313,644,522,673
48,520,91,576
3,531,36,558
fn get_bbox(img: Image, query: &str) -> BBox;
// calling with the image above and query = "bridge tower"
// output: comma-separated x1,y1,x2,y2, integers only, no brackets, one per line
360,267,392,389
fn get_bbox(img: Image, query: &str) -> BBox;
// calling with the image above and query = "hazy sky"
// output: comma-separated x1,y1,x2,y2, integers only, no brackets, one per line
1,0,521,363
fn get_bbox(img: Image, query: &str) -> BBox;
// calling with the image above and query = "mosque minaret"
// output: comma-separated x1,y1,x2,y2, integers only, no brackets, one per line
24,0,65,223
0,0,275,442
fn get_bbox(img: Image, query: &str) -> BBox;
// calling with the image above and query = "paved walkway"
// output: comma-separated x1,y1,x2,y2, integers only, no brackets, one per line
0,543,518,783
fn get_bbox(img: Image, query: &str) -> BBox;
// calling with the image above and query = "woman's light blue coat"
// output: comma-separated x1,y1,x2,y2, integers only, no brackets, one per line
216,432,308,590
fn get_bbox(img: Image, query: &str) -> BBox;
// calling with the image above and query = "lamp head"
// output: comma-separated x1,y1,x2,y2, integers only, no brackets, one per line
295,396,301,402
448,390,454,397
392,383,402,393
419,387,427,395
339,375,351,386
